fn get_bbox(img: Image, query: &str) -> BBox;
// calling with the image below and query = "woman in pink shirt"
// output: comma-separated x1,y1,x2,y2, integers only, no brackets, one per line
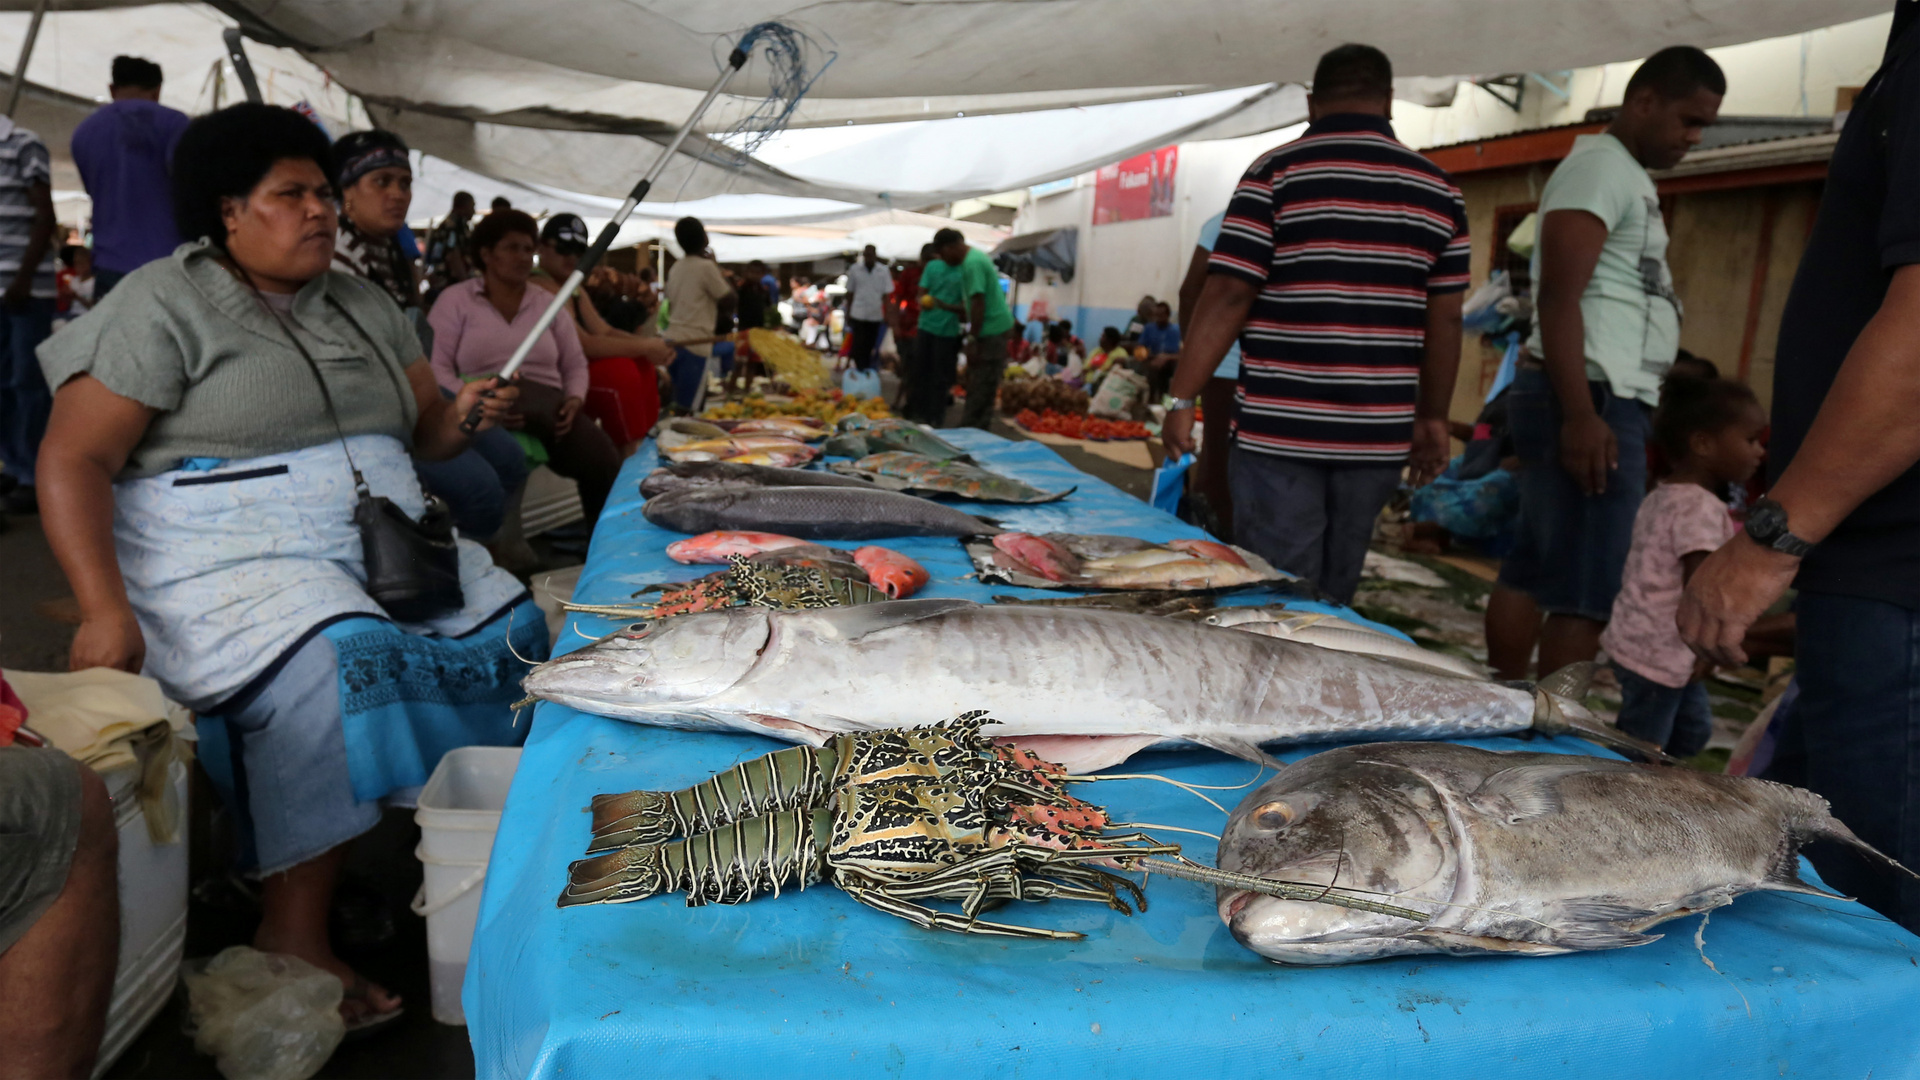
429,210,620,523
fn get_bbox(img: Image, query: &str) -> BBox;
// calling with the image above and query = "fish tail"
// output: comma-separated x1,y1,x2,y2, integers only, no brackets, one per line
1811,813,1920,882
1529,688,1686,765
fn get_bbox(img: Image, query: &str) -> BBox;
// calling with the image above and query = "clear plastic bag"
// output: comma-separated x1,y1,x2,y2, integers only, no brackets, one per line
180,947,344,1080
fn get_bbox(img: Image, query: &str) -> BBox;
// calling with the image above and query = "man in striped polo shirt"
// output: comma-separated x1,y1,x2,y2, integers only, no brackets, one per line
0,112,55,517
1165,44,1467,603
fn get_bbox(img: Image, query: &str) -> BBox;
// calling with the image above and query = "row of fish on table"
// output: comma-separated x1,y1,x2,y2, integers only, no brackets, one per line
528,416,1920,965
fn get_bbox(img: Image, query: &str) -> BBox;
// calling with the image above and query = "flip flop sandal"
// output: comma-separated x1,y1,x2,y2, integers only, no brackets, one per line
339,975,405,1040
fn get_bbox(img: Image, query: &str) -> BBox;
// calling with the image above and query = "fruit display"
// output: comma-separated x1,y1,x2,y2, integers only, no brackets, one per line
997,379,1090,416
702,388,891,425
741,328,832,391
1013,409,1152,441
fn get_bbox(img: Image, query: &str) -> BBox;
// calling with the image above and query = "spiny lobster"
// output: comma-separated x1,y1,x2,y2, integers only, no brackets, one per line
558,715,1426,939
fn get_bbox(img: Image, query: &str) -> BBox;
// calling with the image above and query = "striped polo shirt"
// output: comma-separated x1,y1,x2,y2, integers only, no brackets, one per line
1209,113,1469,464
0,117,53,300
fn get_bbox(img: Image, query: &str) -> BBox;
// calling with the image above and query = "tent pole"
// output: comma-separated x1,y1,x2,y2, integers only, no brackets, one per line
460,43,752,432
222,28,263,104
5,0,49,119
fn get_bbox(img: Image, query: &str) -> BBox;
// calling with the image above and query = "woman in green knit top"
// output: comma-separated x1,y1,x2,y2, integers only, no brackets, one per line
35,104,545,1033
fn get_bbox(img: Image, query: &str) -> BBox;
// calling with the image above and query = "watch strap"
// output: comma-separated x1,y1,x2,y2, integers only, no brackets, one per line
1168,396,1197,412
1764,530,1815,558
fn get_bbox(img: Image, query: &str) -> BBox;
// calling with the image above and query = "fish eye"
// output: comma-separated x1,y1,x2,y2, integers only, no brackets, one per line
624,622,652,636
1252,800,1295,829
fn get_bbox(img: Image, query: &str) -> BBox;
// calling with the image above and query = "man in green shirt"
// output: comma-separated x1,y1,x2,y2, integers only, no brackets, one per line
909,234,965,425
929,227,1014,429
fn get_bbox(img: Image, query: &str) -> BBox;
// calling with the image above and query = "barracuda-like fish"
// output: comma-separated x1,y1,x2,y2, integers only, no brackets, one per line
1215,742,1919,965
523,600,1640,773
643,486,1000,540
640,461,877,498
1205,607,1485,680
828,417,974,461
830,452,1072,504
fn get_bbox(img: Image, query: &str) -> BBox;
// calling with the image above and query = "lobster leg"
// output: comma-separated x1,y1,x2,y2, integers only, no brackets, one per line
839,881,1085,940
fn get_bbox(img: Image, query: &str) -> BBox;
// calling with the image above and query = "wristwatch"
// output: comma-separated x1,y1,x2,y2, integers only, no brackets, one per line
1168,397,1197,412
1744,497,1815,557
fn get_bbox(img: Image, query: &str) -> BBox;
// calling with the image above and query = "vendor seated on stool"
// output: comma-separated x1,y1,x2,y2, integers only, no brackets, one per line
533,212,671,455
431,209,623,524
35,103,546,1033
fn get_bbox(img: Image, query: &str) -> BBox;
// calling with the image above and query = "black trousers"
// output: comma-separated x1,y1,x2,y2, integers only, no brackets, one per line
513,379,622,525
909,333,960,426
847,318,883,371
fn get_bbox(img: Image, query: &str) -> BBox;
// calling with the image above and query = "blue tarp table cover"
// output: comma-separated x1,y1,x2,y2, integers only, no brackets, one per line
466,428,1920,1079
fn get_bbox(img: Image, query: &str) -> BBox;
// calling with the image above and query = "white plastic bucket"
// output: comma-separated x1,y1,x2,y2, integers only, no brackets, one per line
413,746,520,1025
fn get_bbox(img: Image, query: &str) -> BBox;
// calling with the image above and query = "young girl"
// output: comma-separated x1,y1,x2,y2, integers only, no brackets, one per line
1600,377,1768,758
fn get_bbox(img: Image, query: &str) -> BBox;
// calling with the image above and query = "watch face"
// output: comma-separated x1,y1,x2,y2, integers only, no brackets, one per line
1748,502,1786,540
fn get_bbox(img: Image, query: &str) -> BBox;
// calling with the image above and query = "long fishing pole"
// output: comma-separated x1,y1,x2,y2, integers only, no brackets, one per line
459,34,761,433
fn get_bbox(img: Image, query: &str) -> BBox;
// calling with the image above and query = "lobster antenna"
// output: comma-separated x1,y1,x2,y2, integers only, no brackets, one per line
1132,857,1429,922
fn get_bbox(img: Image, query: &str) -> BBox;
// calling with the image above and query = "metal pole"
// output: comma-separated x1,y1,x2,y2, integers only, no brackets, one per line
5,0,49,119
460,43,752,432
222,28,263,104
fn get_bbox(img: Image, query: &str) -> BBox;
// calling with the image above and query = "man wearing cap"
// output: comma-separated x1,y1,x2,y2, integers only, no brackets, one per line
844,244,892,371
534,213,673,451
71,55,189,299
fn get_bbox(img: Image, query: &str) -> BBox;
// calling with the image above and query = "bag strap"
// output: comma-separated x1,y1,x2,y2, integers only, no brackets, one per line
239,275,372,498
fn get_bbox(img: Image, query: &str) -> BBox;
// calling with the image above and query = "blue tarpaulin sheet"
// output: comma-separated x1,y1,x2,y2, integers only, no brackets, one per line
466,428,1920,1079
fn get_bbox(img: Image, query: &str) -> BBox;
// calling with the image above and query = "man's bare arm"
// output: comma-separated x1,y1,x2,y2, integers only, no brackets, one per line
1534,209,1614,494
1680,262,1920,665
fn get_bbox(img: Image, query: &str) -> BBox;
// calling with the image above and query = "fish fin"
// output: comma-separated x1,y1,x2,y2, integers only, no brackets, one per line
995,734,1164,773
824,597,980,640
1191,735,1286,770
1807,813,1920,882
1028,486,1076,504
1760,859,1850,900
1545,901,1669,950
1406,930,1576,957
1536,661,1600,701
1465,761,1600,822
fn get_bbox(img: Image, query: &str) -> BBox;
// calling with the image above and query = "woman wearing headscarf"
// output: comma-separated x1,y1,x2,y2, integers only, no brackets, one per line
330,129,530,546
35,104,548,1031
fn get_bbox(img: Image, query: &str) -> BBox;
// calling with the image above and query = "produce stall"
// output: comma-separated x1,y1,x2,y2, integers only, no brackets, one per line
465,429,1920,1079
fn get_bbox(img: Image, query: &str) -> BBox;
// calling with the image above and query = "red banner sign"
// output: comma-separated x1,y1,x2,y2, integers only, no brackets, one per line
1093,146,1178,225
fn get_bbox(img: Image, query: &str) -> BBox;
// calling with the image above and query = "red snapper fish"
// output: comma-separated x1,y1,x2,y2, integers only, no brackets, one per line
665,531,810,564
852,546,930,598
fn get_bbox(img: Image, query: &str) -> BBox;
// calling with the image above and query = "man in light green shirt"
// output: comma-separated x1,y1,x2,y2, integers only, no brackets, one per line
1525,135,1680,407
909,236,966,424
931,228,1014,429
1490,46,1724,680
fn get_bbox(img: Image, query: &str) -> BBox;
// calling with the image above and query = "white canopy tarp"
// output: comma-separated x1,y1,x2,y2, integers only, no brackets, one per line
0,2,1890,208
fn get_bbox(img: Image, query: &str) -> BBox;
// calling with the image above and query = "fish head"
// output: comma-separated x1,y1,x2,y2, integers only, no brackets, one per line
521,609,772,722
1217,753,1458,960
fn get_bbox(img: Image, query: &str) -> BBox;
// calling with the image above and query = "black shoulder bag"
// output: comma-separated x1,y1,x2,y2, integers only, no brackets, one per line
252,288,466,623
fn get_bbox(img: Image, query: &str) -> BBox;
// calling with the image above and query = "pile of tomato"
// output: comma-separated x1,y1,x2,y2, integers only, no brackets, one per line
1014,409,1152,441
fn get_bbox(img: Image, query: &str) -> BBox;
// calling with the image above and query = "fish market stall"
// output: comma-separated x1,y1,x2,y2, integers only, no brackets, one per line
465,428,1920,1079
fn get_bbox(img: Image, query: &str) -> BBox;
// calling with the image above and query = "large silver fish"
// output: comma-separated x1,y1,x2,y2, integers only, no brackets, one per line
1215,742,1915,965
642,486,1000,540
523,600,1629,773
639,461,878,498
